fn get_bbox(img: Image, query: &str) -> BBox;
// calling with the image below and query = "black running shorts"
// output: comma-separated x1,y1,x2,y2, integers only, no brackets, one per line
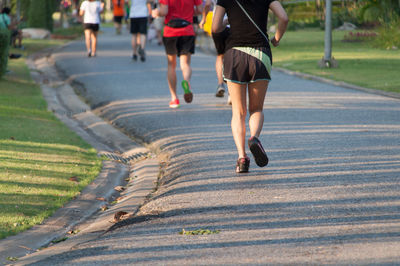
83,23,99,32
212,27,230,55
130,17,148,34
114,16,123,24
163,36,195,56
223,46,272,84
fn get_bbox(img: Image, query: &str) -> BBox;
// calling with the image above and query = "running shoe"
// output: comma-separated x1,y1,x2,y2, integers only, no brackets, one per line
236,156,250,173
215,83,225,97
248,136,268,167
169,98,180,108
132,54,137,61
138,47,146,62
181,80,193,103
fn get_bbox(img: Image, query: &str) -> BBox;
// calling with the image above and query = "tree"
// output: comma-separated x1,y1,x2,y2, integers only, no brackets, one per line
360,0,400,24
27,0,58,31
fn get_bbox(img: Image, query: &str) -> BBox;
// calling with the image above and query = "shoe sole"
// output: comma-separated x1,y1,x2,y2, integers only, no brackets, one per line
249,138,268,167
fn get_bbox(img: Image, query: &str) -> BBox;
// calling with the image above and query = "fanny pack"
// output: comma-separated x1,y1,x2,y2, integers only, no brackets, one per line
166,18,191,28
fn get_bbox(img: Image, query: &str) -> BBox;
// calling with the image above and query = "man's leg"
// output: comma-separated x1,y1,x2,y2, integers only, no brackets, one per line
215,54,226,97
215,54,224,85
139,34,147,50
17,30,22,47
167,54,178,100
179,54,192,82
138,34,147,61
180,54,193,102
131,33,138,58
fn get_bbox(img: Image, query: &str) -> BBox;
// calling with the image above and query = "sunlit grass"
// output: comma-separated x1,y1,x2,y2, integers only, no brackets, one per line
273,29,400,93
0,39,102,239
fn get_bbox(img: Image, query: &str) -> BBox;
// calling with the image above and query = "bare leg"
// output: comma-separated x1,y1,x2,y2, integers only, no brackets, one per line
17,31,22,47
179,54,192,82
139,34,147,50
227,81,248,159
248,81,268,138
166,54,178,100
138,34,147,61
117,22,123,34
215,54,224,85
91,31,98,56
131,33,138,56
84,29,92,53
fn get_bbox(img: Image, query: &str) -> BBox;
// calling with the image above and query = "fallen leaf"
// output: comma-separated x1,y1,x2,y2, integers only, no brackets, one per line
96,197,106,201
116,196,125,202
114,186,124,192
69,176,79,182
67,230,80,235
113,211,129,222
100,205,108,211
10,136,15,140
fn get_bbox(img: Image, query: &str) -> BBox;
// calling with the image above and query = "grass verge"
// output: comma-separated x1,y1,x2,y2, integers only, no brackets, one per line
272,29,400,93
0,39,103,240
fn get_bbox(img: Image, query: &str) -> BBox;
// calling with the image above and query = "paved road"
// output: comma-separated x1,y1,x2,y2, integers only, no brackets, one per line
36,28,400,264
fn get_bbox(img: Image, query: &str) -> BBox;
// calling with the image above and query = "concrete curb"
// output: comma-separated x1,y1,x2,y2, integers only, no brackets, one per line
0,48,159,265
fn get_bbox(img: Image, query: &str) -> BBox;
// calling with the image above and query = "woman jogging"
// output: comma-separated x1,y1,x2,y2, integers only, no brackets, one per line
212,0,288,173
80,0,104,57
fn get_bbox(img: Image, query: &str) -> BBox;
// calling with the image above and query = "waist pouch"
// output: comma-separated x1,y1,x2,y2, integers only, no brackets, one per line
166,18,191,28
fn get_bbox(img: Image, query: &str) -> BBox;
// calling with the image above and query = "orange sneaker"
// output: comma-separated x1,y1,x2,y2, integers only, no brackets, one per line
169,98,180,108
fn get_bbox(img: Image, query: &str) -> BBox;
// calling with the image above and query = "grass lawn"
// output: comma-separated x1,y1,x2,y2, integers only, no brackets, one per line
272,29,400,93
0,39,103,240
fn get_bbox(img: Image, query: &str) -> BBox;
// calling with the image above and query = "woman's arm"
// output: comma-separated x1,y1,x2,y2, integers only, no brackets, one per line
211,5,225,33
269,1,288,47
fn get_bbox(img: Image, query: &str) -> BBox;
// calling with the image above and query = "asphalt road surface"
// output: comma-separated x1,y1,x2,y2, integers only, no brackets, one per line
33,28,400,265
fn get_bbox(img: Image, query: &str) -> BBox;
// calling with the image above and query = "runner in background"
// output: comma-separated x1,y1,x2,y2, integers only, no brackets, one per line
124,0,130,30
200,0,230,104
112,0,125,34
79,0,105,57
130,0,152,62
152,0,203,108
151,0,163,45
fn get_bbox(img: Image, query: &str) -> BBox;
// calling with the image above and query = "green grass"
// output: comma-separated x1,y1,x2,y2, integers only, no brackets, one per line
52,25,84,38
0,40,102,239
272,29,400,93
